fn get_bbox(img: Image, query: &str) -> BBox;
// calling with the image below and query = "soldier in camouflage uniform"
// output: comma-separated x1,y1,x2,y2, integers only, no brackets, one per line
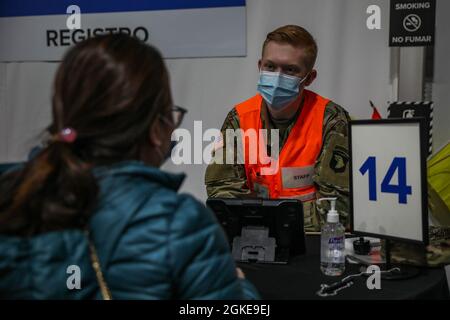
204,25,351,232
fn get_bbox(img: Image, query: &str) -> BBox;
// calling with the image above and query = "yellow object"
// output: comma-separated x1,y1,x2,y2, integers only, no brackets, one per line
427,141,450,226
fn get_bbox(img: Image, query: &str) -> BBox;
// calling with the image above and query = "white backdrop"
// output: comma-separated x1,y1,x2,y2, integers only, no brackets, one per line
0,0,448,202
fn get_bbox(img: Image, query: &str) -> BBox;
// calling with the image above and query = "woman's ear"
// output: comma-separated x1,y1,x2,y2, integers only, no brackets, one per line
148,119,163,148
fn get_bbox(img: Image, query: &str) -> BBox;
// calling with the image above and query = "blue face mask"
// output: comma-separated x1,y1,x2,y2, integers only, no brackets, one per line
257,71,308,110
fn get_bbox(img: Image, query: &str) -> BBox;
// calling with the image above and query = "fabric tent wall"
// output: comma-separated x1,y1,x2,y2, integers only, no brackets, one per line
0,0,432,202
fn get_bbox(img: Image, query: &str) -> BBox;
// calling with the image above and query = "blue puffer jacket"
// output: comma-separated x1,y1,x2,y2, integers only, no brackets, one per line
0,161,259,299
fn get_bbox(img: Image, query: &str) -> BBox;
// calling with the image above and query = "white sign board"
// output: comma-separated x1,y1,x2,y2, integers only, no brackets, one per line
0,0,246,61
350,119,428,244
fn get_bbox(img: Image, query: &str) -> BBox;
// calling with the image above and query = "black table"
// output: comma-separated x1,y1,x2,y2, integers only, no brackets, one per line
238,235,449,299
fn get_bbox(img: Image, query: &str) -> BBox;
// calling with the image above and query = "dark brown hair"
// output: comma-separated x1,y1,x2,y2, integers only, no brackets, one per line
262,25,318,70
0,34,172,236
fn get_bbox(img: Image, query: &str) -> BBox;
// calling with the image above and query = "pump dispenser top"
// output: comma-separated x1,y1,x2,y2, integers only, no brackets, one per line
317,197,338,223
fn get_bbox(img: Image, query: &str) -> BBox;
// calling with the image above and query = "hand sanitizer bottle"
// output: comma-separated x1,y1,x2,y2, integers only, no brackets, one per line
319,197,345,276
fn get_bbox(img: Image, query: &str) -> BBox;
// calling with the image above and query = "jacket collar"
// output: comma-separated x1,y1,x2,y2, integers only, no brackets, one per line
93,160,185,191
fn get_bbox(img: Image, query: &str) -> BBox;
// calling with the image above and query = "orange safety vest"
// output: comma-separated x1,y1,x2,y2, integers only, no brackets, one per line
235,89,330,202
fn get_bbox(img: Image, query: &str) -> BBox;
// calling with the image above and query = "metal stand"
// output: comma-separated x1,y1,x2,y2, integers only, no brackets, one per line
380,239,420,280
232,226,277,263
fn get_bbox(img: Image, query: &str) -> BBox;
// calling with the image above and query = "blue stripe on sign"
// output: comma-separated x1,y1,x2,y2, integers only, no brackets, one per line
0,0,245,18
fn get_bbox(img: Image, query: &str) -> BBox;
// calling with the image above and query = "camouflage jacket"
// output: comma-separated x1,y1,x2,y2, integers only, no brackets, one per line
390,226,450,267
205,95,351,232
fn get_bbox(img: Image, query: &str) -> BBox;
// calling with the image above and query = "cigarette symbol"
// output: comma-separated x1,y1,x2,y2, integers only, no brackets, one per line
403,14,421,32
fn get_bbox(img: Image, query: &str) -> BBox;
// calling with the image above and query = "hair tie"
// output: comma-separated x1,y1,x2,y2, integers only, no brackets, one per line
58,128,78,144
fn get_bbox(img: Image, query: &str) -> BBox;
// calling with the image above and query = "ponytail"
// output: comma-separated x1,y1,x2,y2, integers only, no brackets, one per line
0,139,98,236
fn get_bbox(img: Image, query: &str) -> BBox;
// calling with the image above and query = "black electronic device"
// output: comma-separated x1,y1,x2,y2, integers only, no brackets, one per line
206,198,306,264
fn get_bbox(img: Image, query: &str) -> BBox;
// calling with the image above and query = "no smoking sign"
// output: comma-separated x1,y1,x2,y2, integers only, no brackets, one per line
389,0,436,47
403,14,421,32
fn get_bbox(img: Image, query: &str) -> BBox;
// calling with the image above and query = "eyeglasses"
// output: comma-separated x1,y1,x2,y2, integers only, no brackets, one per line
171,105,187,128
159,105,187,128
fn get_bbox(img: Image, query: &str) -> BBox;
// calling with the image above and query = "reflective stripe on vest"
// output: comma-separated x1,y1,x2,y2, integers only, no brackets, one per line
235,89,329,201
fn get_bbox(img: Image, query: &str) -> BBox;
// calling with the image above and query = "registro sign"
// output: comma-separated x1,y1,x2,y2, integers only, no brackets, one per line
0,0,247,61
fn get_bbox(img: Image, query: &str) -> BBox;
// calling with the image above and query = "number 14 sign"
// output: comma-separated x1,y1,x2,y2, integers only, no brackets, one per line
360,156,412,204
349,119,428,245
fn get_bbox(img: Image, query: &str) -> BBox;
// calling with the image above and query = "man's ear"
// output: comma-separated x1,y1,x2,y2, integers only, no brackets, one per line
258,59,262,71
304,69,317,86
148,119,163,148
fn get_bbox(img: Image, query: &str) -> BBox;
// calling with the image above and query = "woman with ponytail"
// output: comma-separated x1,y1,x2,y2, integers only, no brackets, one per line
0,34,258,300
